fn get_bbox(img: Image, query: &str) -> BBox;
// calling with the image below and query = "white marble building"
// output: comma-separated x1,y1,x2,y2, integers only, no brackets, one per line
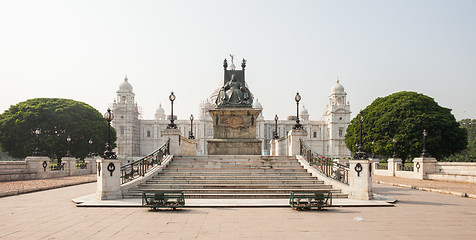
112,77,351,160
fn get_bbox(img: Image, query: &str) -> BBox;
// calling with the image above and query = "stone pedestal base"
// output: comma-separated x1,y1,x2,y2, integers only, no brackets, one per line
349,159,373,200
96,159,122,200
207,108,262,155
413,157,437,179
288,129,308,156
207,139,262,155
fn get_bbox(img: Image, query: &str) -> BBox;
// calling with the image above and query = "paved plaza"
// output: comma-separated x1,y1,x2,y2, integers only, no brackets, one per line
0,182,475,239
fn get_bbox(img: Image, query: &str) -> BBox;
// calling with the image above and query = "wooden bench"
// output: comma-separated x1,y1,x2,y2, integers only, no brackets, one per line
141,191,185,210
289,191,332,210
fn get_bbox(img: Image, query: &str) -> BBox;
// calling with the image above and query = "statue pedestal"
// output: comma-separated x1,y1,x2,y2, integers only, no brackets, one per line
207,108,262,155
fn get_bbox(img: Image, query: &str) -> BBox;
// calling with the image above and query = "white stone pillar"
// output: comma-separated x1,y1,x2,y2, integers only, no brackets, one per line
413,157,437,180
370,158,379,172
96,159,122,200
62,157,77,176
270,139,277,156
387,158,401,176
288,129,307,156
85,157,96,174
162,128,182,156
25,156,51,179
349,159,373,200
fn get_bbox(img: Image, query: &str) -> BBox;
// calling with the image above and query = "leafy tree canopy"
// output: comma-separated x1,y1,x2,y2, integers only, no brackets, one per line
0,98,116,160
443,119,475,162
345,91,467,160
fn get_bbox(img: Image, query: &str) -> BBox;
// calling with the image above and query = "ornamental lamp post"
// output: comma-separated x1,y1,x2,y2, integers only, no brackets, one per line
392,138,397,158
103,108,116,159
33,128,42,156
371,140,375,159
353,110,368,159
167,92,177,129
421,129,429,157
293,92,303,129
88,139,93,157
273,114,279,139
189,114,195,139
66,136,72,157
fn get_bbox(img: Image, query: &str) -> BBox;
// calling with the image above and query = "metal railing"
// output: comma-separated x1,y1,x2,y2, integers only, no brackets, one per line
120,139,170,184
376,163,388,170
76,161,88,169
400,163,414,172
300,139,349,185
50,162,65,171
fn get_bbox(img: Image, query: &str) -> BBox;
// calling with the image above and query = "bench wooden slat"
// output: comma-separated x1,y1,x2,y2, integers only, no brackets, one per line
141,191,185,210
289,191,332,210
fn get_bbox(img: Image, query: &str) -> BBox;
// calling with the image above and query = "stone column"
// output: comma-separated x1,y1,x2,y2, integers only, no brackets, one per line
287,129,307,156
370,158,379,172
413,157,437,180
349,159,373,200
270,139,277,156
25,156,51,179
162,128,182,156
387,158,401,176
62,157,77,176
85,157,96,174
96,158,122,200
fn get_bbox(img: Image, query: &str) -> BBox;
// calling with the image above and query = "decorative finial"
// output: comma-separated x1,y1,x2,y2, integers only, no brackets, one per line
223,59,228,69
241,58,246,69
336,76,339,84
125,74,128,81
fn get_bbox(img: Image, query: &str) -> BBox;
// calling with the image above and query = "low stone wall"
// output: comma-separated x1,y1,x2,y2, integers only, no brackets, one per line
372,158,476,183
0,161,33,181
0,156,97,182
435,162,476,175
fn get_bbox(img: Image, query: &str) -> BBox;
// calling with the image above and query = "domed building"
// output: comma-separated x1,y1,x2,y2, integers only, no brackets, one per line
112,72,351,160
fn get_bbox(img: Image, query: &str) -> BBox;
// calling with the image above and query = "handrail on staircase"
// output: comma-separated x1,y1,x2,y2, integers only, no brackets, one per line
299,139,349,185
120,138,170,184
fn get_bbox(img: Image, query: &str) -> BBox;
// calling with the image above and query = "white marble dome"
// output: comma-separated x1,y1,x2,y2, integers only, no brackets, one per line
300,105,309,116
253,99,263,109
118,76,133,93
331,78,345,93
156,104,165,115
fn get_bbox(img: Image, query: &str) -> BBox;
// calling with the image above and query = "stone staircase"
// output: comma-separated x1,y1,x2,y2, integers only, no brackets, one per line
122,155,348,199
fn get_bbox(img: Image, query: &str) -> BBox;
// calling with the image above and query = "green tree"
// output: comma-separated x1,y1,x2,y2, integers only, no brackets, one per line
0,98,116,160
345,91,467,160
443,119,475,162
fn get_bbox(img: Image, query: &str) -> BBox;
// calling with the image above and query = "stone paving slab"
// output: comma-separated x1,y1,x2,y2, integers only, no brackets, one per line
73,194,395,207
1,182,476,239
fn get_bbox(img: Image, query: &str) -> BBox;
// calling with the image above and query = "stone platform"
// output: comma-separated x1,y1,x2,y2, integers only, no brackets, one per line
208,108,262,155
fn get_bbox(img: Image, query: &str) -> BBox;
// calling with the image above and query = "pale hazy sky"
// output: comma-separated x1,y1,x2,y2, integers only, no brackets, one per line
1,0,475,121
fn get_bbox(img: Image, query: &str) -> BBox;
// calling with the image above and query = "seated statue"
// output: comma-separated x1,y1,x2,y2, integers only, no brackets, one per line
216,74,252,107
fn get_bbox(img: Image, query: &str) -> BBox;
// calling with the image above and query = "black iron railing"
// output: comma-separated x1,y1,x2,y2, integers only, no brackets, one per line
76,160,88,169
300,139,349,185
376,163,388,170
400,163,414,172
120,139,170,184
50,163,65,171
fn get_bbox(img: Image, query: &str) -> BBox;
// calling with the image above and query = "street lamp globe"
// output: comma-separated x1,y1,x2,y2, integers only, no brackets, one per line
104,109,114,122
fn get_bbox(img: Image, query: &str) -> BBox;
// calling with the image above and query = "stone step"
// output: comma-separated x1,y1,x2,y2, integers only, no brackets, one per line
147,179,323,184
168,162,302,167
170,159,300,163
157,171,312,177
152,176,318,181
174,156,293,160
139,183,331,189
162,168,307,172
